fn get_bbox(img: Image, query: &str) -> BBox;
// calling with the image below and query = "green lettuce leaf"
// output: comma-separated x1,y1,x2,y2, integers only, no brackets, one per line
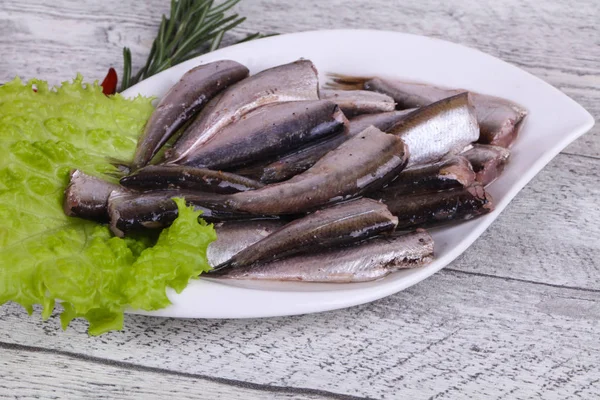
0,76,216,335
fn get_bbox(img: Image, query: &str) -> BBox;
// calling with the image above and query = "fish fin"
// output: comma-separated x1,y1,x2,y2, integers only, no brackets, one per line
107,146,170,176
323,73,372,90
106,157,132,176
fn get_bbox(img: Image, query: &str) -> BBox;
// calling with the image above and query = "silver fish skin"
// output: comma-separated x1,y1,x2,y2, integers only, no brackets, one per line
375,184,494,230
247,109,415,184
381,155,476,195
211,198,398,271
167,59,319,163
207,220,286,267
347,109,416,136
180,100,348,170
119,165,264,194
320,89,395,117
63,169,124,222
219,125,409,214
388,92,480,168
462,144,510,186
330,75,527,148
132,60,249,169
213,229,434,283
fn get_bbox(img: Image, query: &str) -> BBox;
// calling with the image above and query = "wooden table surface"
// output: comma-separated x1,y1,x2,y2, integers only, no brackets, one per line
1,1,599,399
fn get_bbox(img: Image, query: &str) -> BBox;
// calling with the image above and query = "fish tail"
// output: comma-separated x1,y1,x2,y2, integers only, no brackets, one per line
324,73,372,90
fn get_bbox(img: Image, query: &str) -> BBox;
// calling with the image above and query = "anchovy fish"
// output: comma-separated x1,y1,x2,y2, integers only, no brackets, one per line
387,93,479,167
380,155,476,195
211,198,398,271
213,229,434,283
120,165,264,194
167,59,319,164
180,100,348,169
328,74,527,147
132,60,249,169
374,184,494,230
320,89,395,117
246,109,415,183
462,144,510,186
63,169,124,222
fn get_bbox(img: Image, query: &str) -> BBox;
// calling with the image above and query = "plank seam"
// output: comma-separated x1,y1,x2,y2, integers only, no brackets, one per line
443,268,600,293
560,151,600,161
0,341,371,400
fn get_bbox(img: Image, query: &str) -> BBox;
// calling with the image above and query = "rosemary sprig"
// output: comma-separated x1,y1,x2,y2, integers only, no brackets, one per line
119,0,265,92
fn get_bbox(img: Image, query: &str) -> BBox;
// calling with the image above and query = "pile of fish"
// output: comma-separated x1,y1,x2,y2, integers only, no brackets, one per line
63,59,526,283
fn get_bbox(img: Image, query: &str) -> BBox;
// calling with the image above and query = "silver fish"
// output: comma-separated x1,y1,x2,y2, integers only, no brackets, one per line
380,155,476,195
328,74,527,148
180,100,348,169
462,144,510,186
211,198,398,271
244,109,415,183
213,229,434,283
132,60,249,169
167,59,319,164
320,89,395,117
215,125,409,214
63,169,124,222
375,184,494,230
207,220,286,267
388,93,479,167
119,165,264,194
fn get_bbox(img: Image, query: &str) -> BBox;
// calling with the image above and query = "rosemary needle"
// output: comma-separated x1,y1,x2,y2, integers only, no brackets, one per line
119,0,267,92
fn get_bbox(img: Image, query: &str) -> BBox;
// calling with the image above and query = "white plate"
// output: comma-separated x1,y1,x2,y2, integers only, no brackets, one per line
123,29,594,319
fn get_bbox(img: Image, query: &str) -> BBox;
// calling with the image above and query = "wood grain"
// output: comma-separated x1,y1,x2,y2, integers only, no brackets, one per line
2,269,600,399
0,345,334,400
0,0,599,399
452,153,600,290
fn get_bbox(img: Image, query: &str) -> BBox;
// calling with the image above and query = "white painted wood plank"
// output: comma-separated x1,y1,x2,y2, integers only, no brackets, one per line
1,270,600,399
0,0,598,157
0,346,333,400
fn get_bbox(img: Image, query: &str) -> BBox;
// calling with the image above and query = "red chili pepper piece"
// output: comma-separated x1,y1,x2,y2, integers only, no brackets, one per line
101,67,118,95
